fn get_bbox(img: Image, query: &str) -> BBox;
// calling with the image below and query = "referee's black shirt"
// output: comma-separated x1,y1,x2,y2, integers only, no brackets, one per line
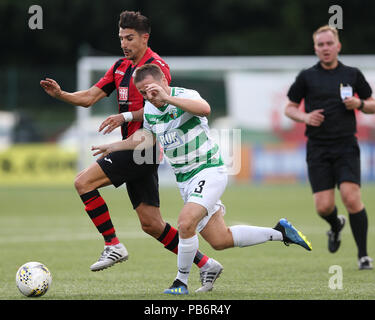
287,61,372,142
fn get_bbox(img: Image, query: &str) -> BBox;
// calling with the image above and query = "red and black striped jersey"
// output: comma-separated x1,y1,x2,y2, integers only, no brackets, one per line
95,47,171,139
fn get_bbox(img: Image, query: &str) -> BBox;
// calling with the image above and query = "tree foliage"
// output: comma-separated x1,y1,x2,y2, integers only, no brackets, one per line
2,0,375,67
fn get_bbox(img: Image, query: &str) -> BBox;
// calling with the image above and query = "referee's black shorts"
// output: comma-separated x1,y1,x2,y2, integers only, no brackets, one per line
97,147,160,210
306,136,361,194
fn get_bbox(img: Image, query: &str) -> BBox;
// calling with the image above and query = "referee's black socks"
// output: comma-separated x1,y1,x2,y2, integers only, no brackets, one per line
349,208,368,258
321,206,341,232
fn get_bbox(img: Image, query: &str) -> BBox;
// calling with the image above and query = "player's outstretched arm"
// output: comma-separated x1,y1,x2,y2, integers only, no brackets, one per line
40,78,106,107
92,129,155,158
99,108,145,135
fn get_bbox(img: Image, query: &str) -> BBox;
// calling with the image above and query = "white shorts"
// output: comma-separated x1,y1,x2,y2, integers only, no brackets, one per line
177,165,228,232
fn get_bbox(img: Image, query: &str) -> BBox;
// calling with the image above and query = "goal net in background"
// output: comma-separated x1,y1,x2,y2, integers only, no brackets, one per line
73,55,375,185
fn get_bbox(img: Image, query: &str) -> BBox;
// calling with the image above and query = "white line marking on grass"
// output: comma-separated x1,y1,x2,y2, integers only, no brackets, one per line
0,231,149,244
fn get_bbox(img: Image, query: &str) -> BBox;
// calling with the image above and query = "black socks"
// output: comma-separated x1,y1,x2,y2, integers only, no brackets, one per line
349,208,368,258
321,206,340,232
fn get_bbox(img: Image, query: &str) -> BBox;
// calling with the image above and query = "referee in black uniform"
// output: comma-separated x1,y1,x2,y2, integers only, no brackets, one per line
285,25,375,270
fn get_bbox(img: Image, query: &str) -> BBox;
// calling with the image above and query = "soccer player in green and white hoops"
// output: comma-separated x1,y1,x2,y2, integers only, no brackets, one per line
92,63,313,295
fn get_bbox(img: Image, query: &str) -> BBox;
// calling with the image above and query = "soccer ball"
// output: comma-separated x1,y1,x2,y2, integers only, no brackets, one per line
16,262,52,297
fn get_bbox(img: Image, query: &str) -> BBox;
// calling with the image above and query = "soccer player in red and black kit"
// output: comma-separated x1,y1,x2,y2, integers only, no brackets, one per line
41,11,222,292
285,25,375,270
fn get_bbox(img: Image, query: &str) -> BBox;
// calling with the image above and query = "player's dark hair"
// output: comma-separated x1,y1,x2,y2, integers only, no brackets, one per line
134,64,163,83
118,11,151,34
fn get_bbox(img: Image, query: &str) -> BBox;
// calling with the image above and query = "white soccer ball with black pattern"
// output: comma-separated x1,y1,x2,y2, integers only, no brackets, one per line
16,262,52,297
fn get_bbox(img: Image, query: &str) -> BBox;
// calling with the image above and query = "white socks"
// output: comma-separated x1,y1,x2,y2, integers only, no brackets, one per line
176,234,199,286
230,225,283,248
175,226,283,285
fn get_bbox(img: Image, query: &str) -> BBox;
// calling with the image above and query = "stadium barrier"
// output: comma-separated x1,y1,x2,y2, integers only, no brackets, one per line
235,142,375,184
0,144,77,185
1,142,375,186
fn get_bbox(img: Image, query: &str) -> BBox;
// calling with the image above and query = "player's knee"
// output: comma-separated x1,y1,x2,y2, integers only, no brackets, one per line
341,193,354,207
74,174,86,193
177,219,196,238
316,201,335,216
342,193,361,212
74,174,96,195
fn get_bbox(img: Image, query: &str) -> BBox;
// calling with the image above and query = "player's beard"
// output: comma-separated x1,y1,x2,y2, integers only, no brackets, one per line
123,49,134,61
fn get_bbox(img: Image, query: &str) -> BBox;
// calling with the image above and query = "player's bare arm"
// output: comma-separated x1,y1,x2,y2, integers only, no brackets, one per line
92,129,155,158
131,108,145,121
40,78,106,107
99,108,145,135
165,96,211,117
145,83,211,117
343,96,375,114
285,100,325,127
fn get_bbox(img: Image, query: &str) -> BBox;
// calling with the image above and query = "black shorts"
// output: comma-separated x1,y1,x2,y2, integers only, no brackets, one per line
97,148,160,209
306,136,361,193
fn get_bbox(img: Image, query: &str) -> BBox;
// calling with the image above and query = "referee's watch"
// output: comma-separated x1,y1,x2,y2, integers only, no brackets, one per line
358,99,365,111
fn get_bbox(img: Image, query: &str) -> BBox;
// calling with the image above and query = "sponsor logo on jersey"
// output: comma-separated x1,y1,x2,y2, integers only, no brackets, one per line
115,70,125,76
158,130,183,150
118,87,128,101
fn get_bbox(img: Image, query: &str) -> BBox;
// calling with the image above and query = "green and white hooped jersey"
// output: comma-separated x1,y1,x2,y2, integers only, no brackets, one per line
143,87,224,182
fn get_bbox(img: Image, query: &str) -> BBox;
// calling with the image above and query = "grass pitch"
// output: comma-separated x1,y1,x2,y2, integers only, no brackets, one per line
1,184,374,300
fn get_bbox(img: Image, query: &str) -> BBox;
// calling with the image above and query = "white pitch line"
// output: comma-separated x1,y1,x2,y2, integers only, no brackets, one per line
0,231,149,244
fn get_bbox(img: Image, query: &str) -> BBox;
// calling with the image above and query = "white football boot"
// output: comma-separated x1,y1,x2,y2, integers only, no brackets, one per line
90,243,129,272
195,258,223,292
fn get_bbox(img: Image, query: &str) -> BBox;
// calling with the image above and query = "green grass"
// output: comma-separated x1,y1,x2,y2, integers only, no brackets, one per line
1,184,374,300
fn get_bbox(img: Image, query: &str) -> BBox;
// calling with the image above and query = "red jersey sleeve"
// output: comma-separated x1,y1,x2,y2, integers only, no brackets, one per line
94,59,123,96
151,58,171,84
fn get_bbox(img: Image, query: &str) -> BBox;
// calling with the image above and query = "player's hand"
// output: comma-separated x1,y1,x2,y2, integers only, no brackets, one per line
91,144,113,158
304,109,325,127
343,97,361,110
145,83,168,105
40,78,62,98
99,114,125,135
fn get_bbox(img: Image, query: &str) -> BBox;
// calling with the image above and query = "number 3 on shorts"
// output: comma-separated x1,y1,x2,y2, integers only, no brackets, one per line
194,180,206,194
